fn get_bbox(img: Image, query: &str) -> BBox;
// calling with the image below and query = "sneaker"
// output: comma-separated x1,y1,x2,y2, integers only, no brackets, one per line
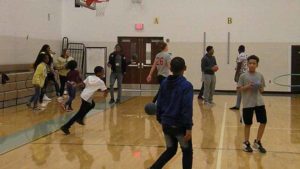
60,126,70,135
26,102,32,108
253,139,267,153
43,95,52,101
60,103,66,111
57,97,64,102
204,101,214,106
76,119,85,125
204,101,211,106
243,141,253,153
109,99,115,104
40,102,48,108
230,106,239,110
33,106,42,111
116,99,121,104
198,95,204,100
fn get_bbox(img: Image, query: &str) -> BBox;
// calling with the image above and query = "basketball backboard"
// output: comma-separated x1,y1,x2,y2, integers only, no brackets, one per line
75,0,96,10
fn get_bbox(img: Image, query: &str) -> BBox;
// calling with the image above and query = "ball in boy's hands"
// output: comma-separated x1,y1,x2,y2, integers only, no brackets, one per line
252,81,261,90
212,65,219,72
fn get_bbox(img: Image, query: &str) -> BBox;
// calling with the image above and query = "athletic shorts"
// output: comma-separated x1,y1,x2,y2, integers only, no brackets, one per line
242,105,267,125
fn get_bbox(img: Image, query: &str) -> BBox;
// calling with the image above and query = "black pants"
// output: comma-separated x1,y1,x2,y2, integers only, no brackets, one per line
39,73,60,103
59,75,67,97
152,75,166,103
63,99,95,129
150,125,193,169
197,82,204,98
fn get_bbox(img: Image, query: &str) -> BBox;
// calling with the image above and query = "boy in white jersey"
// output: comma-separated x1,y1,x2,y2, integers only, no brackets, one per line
230,45,248,110
146,42,172,103
238,55,267,153
61,66,107,135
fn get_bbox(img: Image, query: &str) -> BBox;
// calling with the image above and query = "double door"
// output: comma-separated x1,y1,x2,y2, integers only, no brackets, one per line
292,46,300,93
118,37,163,90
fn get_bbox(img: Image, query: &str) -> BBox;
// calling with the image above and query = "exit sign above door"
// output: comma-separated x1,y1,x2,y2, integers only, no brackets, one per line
135,23,144,31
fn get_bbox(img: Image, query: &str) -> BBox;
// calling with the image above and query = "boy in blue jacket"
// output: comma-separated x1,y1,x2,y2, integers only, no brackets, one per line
149,57,193,169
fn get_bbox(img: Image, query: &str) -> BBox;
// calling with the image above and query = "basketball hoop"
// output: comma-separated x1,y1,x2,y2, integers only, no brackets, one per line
95,0,109,16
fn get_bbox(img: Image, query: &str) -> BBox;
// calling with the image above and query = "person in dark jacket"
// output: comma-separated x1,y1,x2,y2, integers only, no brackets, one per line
107,44,127,104
201,46,218,105
149,57,193,169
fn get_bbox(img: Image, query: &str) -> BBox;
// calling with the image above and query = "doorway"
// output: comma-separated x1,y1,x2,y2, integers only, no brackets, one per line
291,46,300,94
118,36,164,90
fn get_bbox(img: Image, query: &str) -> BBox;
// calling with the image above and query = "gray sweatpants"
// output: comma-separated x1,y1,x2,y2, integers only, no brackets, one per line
203,74,216,103
109,72,123,100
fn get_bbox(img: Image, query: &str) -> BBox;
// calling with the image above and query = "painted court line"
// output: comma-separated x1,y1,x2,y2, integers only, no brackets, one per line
216,102,227,169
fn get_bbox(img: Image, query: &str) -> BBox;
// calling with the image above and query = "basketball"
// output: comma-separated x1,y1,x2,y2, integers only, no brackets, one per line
252,81,261,90
213,65,219,72
144,103,157,115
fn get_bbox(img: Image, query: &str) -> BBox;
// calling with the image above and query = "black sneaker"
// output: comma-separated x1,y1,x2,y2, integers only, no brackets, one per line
253,139,267,153
109,99,115,104
76,119,85,125
198,95,204,100
26,102,32,108
115,99,121,104
243,141,253,152
230,106,239,110
61,126,70,135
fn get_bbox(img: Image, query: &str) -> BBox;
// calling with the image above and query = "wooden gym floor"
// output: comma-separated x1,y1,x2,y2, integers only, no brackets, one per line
0,93,300,169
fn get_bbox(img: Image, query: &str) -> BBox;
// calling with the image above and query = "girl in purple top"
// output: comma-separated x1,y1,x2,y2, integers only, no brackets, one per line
62,60,83,111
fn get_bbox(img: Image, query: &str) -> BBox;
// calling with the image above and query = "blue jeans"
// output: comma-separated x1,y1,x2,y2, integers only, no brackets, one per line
150,125,193,169
109,72,123,101
65,84,76,108
40,73,60,103
29,86,41,107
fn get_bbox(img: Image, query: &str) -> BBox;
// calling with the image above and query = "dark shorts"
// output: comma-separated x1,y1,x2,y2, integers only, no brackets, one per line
242,106,267,125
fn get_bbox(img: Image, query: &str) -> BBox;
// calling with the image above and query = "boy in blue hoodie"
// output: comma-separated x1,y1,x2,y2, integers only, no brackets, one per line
149,57,193,169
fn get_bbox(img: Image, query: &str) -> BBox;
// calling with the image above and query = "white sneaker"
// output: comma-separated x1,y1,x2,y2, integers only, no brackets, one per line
57,97,64,102
43,95,52,101
204,101,213,106
64,90,68,95
40,102,48,107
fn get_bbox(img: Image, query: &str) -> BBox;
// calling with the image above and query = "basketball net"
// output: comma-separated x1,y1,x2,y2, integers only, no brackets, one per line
95,0,109,16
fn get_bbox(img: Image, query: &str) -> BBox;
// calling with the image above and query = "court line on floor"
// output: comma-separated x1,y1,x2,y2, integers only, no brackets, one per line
216,102,227,169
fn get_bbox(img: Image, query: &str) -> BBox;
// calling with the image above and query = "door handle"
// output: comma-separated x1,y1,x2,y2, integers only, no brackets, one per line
128,64,139,67
141,63,144,68
143,64,152,68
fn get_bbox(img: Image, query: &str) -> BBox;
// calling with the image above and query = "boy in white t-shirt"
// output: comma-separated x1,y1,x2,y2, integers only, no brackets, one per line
61,66,107,135
230,45,247,110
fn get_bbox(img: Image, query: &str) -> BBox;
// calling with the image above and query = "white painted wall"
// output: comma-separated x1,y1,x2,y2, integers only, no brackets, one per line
0,0,62,64
61,0,300,92
62,0,300,43
62,0,300,92
1,0,299,92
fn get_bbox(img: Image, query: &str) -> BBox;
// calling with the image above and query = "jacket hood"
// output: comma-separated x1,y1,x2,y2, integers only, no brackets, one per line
165,75,185,87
